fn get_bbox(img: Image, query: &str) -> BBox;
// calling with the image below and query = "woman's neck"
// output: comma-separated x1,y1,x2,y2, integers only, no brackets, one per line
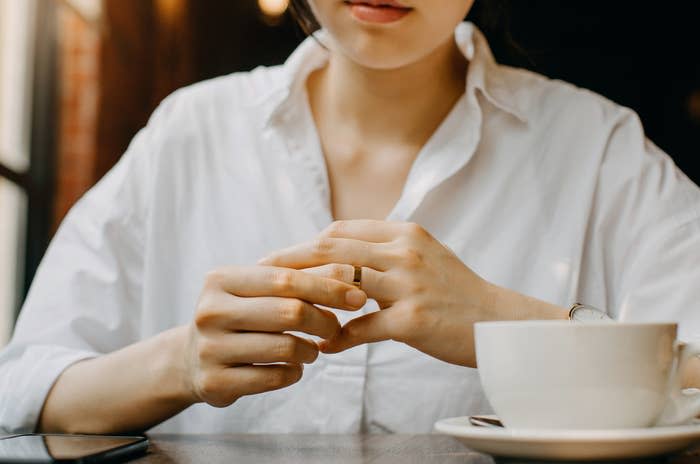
307,36,468,148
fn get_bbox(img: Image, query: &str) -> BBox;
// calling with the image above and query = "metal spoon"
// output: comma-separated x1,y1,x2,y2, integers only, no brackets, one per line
469,415,505,428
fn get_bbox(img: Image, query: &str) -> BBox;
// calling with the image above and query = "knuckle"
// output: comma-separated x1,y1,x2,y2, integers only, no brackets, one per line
194,311,210,331
198,372,223,399
271,270,295,292
225,307,244,328
194,299,219,329
265,369,288,389
204,268,226,288
320,277,339,301
404,222,428,239
324,220,347,237
404,276,426,295
402,247,424,268
196,294,243,330
279,300,306,327
328,264,348,282
196,338,218,361
344,323,364,341
203,390,236,408
312,238,335,257
274,336,298,361
210,398,236,408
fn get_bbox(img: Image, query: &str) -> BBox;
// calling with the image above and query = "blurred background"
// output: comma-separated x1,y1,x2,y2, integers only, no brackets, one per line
0,0,698,346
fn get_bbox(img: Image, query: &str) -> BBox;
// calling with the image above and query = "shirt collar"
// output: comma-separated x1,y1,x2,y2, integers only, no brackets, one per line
455,23,529,123
260,21,529,129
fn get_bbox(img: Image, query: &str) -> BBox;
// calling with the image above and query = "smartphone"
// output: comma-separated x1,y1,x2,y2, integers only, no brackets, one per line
0,434,148,463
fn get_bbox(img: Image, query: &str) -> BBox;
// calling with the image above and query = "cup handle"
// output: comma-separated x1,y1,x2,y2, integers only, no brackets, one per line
655,340,700,426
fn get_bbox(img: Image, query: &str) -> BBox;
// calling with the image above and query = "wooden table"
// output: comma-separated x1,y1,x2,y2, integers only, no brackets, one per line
132,434,700,464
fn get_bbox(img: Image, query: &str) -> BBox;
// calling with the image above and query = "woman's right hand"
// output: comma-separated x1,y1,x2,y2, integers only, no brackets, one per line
184,265,367,408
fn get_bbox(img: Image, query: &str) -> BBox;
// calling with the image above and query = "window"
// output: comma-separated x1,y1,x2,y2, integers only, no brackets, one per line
0,0,37,346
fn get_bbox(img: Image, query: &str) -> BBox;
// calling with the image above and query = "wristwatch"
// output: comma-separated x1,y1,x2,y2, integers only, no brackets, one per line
568,302,612,322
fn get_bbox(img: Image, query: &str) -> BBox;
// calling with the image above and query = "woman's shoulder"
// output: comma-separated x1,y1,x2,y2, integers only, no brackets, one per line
129,64,289,162
497,64,700,219
493,63,638,134
524,66,634,122
153,64,288,121
118,65,289,180
491,63,671,178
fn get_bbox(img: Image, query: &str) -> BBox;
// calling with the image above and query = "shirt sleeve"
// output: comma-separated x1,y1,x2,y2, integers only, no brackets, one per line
0,103,166,433
580,109,700,341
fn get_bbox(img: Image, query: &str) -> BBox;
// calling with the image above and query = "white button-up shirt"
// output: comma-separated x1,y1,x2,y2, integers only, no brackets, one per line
2,23,700,434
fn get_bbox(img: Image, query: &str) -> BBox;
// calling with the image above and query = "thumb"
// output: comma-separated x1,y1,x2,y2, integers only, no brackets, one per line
320,309,394,353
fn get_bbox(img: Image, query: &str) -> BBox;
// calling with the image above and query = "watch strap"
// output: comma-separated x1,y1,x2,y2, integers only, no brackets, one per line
568,302,612,321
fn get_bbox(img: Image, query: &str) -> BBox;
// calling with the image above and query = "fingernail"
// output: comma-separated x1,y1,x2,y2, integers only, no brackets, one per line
345,288,366,308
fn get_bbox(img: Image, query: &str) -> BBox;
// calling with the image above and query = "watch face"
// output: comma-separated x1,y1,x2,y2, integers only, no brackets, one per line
572,306,610,322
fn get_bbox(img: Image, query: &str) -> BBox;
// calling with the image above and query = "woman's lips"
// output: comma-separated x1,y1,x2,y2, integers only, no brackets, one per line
344,1,413,24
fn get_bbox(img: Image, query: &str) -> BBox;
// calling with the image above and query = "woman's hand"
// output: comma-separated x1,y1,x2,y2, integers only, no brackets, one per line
38,266,368,435
184,265,367,407
259,220,566,367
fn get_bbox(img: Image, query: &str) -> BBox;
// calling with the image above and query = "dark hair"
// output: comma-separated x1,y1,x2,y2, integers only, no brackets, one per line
289,0,319,36
288,0,530,67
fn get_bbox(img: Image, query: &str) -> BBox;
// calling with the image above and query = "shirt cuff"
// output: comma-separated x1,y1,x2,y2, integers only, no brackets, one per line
0,345,98,434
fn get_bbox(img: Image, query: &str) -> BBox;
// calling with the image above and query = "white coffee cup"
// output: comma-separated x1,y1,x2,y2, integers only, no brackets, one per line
474,320,700,430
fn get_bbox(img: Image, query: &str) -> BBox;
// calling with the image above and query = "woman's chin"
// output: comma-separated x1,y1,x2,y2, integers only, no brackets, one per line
334,37,425,71
349,55,415,71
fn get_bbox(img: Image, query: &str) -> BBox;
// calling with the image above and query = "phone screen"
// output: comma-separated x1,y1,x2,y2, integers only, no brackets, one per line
0,434,146,463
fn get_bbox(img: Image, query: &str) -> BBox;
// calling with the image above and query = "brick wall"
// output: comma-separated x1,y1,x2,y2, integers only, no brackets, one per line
52,4,100,230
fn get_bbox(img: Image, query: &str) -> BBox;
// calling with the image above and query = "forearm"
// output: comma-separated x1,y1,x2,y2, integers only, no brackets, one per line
483,281,569,322
483,282,700,390
448,281,569,367
38,326,195,434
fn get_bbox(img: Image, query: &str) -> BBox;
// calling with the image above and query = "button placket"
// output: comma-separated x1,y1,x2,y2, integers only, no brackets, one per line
273,99,334,231
388,94,482,222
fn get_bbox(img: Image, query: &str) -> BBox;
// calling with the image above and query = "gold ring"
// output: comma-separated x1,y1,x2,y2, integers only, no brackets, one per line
352,266,362,288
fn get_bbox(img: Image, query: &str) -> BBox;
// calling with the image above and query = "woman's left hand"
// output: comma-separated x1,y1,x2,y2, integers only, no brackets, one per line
259,220,502,367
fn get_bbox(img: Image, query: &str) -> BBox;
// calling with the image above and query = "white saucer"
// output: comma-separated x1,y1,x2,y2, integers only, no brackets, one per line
434,415,700,461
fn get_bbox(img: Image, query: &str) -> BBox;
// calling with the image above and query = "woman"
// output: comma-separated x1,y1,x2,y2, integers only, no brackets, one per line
1,0,699,434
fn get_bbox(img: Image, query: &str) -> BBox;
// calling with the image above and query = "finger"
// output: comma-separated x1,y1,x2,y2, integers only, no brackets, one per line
206,364,304,406
207,333,319,365
320,309,395,353
217,297,340,338
320,220,409,242
206,267,367,311
303,264,399,306
259,238,393,271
